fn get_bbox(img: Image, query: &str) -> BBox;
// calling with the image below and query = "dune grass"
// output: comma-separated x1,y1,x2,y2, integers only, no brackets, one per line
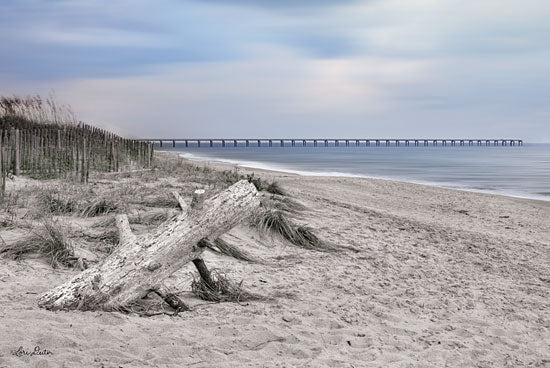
199,238,257,263
266,181,285,196
191,269,260,303
128,211,173,226
40,191,79,215
81,198,119,217
268,195,304,213
138,194,180,209
256,209,295,241
86,229,119,246
246,173,286,195
0,220,76,268
0,214,15,229
0,193,18,229
254,208,327,250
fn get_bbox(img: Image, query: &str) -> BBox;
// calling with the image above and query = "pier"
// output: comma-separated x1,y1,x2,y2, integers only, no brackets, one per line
137,138,524,148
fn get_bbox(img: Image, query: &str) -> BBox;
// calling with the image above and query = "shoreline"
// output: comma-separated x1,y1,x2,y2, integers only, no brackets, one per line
167,150,550,205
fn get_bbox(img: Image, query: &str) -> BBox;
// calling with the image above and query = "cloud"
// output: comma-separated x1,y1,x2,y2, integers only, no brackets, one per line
1,46,432,137
351,0,550,57
0,0,245,80
188,0,361,9
1,0,549,141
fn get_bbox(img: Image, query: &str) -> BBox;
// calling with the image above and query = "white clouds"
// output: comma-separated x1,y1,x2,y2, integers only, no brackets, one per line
28,26,172,48
6,47,429,137
1,0,549,140
344,0,550,56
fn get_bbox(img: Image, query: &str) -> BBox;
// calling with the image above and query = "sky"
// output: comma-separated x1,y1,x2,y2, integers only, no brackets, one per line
0,0,549,141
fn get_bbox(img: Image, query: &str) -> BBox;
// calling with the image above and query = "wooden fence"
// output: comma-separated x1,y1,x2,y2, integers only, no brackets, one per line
0,117,153,198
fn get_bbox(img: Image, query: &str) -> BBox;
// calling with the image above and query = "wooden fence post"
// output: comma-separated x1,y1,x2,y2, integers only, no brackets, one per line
81,138,88,183
14,129,20,176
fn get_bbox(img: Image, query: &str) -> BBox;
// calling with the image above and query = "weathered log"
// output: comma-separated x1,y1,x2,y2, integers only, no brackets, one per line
37,180,259,311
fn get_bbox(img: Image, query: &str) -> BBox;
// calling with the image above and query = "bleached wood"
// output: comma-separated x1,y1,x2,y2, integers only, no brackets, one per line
191,189,206,209
38,180,259,311
172,190,187,211
115,214,135,243
14,129,20,176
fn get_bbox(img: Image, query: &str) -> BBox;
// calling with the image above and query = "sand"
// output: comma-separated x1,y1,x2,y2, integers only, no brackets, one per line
0,154,549,367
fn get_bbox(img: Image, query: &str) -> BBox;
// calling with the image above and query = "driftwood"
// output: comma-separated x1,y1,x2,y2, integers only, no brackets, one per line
38,180,259,311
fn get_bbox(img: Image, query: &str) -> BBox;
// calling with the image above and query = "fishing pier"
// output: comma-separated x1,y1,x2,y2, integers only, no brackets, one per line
138,138,523,148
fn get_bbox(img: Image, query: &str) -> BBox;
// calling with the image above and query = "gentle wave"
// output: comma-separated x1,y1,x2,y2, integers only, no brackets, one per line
179,152,365,177
177,150,550,202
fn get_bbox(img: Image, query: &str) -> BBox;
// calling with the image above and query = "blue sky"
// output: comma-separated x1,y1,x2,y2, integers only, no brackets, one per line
1,0,549,141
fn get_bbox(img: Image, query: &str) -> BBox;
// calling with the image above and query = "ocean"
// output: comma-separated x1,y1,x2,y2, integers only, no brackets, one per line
158,143,550,202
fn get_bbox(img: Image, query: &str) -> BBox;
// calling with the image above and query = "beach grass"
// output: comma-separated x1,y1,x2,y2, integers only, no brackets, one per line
199,237,257,263
191,269,260,303
254,207,327,250
0,220,75,268
81,198,119,217
40,191,79,215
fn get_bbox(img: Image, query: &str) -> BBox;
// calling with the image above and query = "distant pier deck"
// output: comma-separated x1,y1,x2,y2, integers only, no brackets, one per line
137,138,524,148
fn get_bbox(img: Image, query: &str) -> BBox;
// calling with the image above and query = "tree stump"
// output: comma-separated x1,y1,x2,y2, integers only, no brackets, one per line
37,180,259,311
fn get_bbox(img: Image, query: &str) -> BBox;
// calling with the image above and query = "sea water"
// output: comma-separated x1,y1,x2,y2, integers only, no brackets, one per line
159,143,550,202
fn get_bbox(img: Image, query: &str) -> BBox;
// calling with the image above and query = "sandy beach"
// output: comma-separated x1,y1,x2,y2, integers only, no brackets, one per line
1,152,549,367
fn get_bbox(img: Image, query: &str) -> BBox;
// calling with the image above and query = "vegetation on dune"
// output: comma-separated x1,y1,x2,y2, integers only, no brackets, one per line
86,229,120,246
268,194,304,213
0,95,154,198
245,172,290,198
254,208,327,250
265,181,285,196
0,220,76,268
199,237,257,263
255,209,295,241
138,194,180,209
191,269,260,303
40,191,79,215
0,193,19,228
81,198,119,217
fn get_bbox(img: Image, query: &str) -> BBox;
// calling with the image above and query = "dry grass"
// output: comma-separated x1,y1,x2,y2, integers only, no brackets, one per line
81,198,119,217
246,173,265,191
266,181,285,196
0,214,15,229
129,211,173,226
254,209,328,250
269,195,304,213
139,194,180,209
0,220,76,267
246,173,286,196
91,216,116,228
145,212,172,225
86,229,119,246
0,194,18,229
218,169,242,186
292,226,325,249
200,238,257,263
255,209,295,242
40,191,78,215
191,269,260,302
